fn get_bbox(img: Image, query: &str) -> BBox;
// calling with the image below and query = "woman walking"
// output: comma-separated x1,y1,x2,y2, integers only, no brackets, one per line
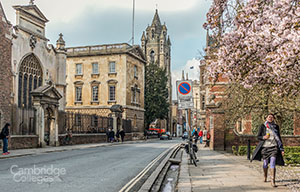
1,123,10,155
251,114,284,187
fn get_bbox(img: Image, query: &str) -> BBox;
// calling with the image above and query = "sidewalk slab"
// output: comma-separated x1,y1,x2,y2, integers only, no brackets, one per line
178,144,293,192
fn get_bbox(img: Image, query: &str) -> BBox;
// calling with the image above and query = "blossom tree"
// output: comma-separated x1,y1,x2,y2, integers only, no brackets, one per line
204,0,300,130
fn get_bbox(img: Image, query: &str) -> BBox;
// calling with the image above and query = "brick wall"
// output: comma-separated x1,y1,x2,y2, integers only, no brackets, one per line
294,112,300,135
0,6,12,128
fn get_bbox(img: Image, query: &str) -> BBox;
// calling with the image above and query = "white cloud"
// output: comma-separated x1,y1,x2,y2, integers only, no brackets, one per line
171,58,200,100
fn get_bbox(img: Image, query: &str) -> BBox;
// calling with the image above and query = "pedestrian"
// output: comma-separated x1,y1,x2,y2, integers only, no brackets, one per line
106,128,110,143
199,129,203,144
144,129,148,140
251,113,284,187
203,128,207,144
0,123,10,155
193,129,199,144
206,131,210,147
120,129,125,142
109,129,115,143
116,130,120,142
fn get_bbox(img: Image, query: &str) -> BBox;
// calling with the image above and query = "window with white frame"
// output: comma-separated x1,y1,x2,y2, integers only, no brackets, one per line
131,85,140,105
134,65,138,78
75,86,82,102
109,61,116,73
76,64,82,75
92,63,99,74
92,85,99,102
109,85,116,101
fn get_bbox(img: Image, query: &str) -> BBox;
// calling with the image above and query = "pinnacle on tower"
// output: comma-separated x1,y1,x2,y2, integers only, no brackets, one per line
151,9,161,27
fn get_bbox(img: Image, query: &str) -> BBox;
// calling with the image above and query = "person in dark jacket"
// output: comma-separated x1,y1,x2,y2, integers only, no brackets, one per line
251,114,284,187
108,129,115,143
1,123,10,155
120,129,125,142
116,130,120,142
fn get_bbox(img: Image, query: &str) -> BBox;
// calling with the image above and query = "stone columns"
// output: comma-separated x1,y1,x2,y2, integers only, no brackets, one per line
33,103,46,147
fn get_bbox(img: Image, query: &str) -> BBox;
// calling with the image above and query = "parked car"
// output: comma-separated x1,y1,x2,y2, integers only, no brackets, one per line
160,132,172,140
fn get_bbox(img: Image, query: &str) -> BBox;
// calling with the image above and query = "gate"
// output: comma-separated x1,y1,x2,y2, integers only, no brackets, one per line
122,119,132,133
58,112,113,134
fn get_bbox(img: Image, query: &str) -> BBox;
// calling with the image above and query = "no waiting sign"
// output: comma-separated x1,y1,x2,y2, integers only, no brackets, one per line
176,80,193,109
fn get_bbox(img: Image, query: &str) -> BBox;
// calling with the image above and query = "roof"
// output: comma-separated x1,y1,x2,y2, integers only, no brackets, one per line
66,43,146,63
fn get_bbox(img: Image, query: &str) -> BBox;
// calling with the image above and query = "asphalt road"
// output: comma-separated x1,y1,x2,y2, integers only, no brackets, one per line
0,139,181,192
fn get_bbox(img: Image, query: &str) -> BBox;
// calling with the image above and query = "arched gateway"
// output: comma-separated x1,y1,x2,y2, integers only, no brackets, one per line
31,81,62,147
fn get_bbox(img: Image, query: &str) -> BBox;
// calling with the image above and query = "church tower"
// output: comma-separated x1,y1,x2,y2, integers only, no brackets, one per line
141,9,172,130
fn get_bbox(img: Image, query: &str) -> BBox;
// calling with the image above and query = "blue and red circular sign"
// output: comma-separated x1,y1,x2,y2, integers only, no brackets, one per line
178,82,191,95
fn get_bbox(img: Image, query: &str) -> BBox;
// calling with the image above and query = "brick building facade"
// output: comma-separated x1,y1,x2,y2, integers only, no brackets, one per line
0,2,12,129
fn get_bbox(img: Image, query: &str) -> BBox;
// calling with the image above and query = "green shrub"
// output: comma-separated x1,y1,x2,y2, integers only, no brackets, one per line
284,152,300,165
232,146,238,155
238,146,247,156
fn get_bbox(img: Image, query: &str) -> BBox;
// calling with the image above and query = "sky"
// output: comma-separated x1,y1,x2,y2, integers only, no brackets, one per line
1,0,212,99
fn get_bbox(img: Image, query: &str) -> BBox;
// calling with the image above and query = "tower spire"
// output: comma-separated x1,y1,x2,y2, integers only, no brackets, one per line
151,9,161,27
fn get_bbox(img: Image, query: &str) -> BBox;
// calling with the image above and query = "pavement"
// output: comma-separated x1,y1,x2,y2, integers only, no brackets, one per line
0,139,156,159
177,143,300,192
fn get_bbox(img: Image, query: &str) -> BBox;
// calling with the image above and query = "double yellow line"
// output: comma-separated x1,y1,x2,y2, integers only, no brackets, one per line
119,144,177,192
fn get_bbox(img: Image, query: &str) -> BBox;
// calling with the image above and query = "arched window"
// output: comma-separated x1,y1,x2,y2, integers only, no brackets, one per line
18,54,43,108
150,50,155,64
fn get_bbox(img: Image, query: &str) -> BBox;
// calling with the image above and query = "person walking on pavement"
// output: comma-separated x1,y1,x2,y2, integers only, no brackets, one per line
193,129,199,144
116,130,120,142
251,114,285,187
1,123,10,155
108,128,115,143
205,131,210,147
120,129,125,142
203,128,207,144
199,129,203,144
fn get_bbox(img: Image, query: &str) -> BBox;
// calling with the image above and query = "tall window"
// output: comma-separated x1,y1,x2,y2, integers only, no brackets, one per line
201,95,205,110
109,85,116,101
75,87,82,102
133,114,137,128
150,50,155,64
92,63,99,74
92,115,98,128
131,85,140,105
18,54,43,108
92,85,99,102
134,65,138,78
76,64,82,75
109,61,116,73
75,114,81,126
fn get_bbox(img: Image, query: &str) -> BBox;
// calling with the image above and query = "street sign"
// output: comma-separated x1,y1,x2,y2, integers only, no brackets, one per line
178,82,191,95
176,80,193,109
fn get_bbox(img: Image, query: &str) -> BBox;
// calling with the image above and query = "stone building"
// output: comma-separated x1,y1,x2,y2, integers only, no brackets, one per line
141,9,172,130
66,43,146,133
3,1,67,148
0,2,13,129
192,80,200,129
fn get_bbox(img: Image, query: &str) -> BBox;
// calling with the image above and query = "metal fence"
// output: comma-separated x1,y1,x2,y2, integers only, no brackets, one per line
58,112,113,134
122,119,132,133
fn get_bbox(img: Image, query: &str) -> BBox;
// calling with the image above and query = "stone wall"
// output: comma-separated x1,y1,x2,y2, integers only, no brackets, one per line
224,128,300,152
0,6,12,128
8,136,39,150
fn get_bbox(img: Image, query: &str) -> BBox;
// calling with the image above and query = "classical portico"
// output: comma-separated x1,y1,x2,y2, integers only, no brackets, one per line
31,82,62,147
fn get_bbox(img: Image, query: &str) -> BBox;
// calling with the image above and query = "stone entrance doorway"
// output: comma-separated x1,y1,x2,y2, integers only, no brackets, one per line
31,82,62,147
